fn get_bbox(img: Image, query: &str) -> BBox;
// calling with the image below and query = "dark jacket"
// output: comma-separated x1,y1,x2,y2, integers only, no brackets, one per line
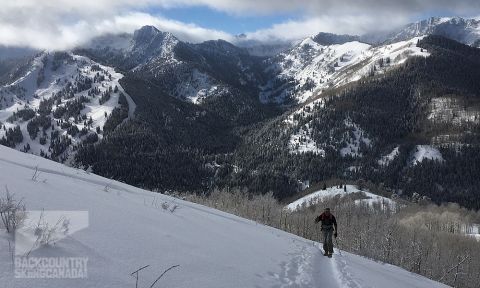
315,212,338,231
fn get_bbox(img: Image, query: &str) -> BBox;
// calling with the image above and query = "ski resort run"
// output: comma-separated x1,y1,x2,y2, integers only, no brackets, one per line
0,145,447,288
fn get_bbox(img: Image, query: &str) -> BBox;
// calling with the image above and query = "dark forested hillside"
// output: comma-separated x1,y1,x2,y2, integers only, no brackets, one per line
75,74,280,192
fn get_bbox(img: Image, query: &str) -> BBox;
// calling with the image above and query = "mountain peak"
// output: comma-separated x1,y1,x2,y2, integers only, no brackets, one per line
312,32,360,46
133,25,161,42
387,16,480,44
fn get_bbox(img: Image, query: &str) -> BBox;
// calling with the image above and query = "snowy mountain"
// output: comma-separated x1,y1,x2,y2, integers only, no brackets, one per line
231,34,480,212
0,51,135,162
259,16,480,104
82,26,179,69
260,35,428,103
0,145,449,288
80,26,264,105
383,17,480,46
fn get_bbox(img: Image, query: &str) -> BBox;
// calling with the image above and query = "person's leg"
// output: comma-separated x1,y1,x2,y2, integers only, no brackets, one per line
322,230,328,254
326,229,333,254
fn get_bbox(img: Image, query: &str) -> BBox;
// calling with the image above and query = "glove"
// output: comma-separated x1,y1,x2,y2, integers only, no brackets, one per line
334,232,338,238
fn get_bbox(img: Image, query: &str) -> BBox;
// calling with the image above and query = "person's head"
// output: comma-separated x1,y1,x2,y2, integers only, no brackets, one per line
324,207,331,215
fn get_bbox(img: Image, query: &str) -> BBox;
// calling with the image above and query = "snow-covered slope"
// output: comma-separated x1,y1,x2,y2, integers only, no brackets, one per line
0,52,135,162
286,185,395,211
0,146,448,288
261,35,429,103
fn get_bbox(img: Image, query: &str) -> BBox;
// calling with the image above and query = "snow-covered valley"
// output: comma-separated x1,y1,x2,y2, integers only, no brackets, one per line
0,145,449,288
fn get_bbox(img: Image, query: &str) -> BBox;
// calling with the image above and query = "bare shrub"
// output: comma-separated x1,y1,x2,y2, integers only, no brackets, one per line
31,166,47,183
0,187,26,233
29,210,70,253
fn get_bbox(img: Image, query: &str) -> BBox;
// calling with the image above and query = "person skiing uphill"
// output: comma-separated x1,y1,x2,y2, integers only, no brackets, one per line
315,208,338,257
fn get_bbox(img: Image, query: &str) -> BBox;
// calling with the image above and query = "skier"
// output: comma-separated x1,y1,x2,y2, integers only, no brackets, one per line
315,207,338,257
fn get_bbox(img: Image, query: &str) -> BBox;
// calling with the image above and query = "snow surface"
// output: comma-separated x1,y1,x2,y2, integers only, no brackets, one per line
0,146,448,288
286,185,395,212
411,145,444,165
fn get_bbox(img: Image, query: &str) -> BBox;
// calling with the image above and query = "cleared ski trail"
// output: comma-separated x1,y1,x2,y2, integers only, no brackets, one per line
0,146,448,288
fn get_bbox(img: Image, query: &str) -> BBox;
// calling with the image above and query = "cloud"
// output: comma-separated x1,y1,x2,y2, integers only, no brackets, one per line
0,1,234,50
167,0,480,16
242,14,410,43
0,0,479,50
93,12,234,44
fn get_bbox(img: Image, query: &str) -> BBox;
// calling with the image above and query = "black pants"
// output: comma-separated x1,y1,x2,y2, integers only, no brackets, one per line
322,228,334,254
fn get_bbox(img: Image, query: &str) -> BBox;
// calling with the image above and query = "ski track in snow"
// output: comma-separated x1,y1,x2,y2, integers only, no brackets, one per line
268,244,339,288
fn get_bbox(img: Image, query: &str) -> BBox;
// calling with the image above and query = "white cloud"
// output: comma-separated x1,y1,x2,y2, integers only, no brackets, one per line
169,0,480,16
94,12,234,43
0,0,238,50
0,0,479,50
243,14,410,43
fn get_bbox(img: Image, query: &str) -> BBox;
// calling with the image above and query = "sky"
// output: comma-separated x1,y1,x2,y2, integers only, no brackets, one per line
0,0,479,50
